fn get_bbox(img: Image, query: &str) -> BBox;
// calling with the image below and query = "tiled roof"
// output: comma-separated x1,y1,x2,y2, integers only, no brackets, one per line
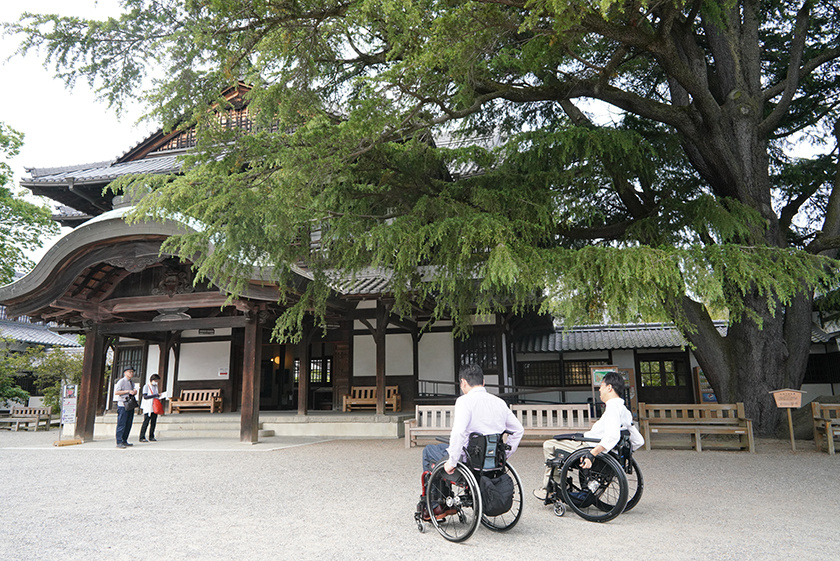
517,322,838,353
0,321,81,347
516,323,721,352
24,154,181,184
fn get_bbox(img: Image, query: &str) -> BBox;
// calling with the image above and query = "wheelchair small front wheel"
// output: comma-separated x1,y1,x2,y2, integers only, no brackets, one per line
426,461,483,542
553,501,566,517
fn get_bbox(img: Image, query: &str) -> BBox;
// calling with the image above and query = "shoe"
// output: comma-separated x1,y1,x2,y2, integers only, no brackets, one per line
149,437,157,442
117,443,127,449
533,488,547,501
139,438,148,442
124,442,134,446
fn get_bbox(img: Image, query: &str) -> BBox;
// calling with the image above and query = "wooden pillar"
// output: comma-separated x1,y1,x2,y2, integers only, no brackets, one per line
75,324,106,442
157,332,171,391
240,315,262,443
297,323,312,415
332,339,351,410
375,301,388,415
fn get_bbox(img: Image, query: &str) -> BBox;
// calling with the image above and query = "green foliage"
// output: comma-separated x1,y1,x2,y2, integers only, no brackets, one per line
3,345,83,415
5,2,840,429
0,340,30,405
0,122,60,284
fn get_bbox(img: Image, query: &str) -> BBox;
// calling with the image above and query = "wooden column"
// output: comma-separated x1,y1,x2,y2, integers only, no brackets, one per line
157,332,171,390
75,324,106,442
240,315,262,443
297,322,313,415
375,301,388,415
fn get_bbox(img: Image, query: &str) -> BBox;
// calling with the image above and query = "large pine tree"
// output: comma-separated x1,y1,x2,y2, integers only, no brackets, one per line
7,0,840,433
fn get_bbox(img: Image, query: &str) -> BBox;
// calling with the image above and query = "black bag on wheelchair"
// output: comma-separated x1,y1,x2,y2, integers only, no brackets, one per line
480,473,514,516
467,433,514,516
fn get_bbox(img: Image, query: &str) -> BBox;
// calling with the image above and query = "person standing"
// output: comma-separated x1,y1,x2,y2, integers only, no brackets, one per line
139,374,162,442
114,368,138,449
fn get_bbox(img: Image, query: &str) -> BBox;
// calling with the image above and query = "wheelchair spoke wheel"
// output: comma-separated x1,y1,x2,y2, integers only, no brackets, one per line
622,457,644,512
559,448,628,523
480,464,523,532
426,462,482,542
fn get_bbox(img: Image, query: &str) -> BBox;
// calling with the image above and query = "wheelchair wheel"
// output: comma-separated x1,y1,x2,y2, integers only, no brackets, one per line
480,464,523,532
426,461,482,542
623,457,644,512
559,448,628,523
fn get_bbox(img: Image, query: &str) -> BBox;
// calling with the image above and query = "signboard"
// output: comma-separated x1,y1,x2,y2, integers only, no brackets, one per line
61,384,78,425
694,367,718,403
218,367,229,379
770,388,805,451
589,365,637,416
770,389,804,409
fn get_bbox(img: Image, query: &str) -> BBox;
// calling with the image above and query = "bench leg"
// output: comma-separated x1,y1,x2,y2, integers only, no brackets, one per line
814,428,824,453
694,430,702,452
829,430,836,455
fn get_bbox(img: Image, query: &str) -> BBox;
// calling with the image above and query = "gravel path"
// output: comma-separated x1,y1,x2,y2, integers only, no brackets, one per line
1,431,837,561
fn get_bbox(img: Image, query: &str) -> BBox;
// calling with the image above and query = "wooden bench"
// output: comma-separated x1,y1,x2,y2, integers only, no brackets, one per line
811,402,840,455
342,386,402,412
404,403,593,448
510,404,593,439
404,405,455,448
167,389,223,414
0,406,52,431
638,402,755,453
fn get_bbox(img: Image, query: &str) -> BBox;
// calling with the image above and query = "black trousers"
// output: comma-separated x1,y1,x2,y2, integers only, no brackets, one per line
140,413,158,439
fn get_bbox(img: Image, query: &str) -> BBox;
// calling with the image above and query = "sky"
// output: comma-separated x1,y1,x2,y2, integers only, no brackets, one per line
1,1,154,260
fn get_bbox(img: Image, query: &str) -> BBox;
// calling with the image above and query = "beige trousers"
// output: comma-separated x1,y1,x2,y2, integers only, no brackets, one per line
541,438,590,489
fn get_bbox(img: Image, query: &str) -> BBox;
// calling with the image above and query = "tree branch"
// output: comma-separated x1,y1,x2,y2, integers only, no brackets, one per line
758,1,812,137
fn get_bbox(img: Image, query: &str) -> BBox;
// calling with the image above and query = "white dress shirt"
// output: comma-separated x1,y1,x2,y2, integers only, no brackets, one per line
446,387,525,466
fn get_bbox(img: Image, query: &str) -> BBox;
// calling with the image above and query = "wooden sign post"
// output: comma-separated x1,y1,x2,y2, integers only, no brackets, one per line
770,389,805,451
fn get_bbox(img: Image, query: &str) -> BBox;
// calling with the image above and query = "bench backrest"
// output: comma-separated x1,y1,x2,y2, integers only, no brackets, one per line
415,405,456,428
638,402,746,424
179,389,222,401
811,402,840,420
349,386,400,398
9,406,52,416
510,404,591,428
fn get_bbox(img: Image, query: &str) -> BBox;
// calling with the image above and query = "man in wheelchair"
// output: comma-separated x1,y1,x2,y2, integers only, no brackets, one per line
534,371,644,500
418,364,524,530
422,364,524,475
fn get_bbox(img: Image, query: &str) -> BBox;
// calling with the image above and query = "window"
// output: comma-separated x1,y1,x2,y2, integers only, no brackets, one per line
515,359,602,387
639,358,687,387
293,357,332,384
458,332,498,372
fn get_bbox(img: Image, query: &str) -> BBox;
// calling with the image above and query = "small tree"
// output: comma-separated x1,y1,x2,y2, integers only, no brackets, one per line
0,122,59,284
20,346,84,415
0,346,30,406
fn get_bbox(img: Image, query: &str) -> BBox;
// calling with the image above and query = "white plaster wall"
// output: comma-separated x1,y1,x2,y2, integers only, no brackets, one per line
419,332,455,382
353,335,375,376
147,346,160,377
386,333,413,376
611,350,636,370
178,341,231,381
353,332,418,377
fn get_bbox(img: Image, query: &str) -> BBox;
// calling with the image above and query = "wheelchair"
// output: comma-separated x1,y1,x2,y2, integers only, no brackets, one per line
540,430,644,523
415,432,523,542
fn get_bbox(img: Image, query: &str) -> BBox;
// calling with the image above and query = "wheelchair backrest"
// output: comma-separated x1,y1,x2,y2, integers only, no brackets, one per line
467,433,506,472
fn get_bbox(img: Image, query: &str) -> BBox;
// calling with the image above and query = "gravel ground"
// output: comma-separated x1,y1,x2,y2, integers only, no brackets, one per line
1,430,837,561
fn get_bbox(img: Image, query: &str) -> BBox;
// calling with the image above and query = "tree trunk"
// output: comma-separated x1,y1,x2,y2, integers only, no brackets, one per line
684,291,813,435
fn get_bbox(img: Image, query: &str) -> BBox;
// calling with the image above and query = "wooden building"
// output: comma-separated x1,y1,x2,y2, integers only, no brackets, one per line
0,111,549,443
